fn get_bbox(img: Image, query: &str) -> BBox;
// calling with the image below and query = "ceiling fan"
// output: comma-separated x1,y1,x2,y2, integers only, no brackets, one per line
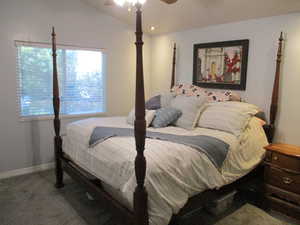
104,0,177,6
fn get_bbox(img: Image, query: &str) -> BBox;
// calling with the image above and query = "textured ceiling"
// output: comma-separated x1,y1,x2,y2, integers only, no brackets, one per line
81,0,300,34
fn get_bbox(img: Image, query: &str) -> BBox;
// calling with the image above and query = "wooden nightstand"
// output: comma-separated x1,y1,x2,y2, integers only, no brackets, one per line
264,143,300,221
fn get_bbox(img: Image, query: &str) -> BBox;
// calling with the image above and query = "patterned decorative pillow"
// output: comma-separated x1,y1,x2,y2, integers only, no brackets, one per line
151,107,182,128
145,93,175,110
171,83,241,102
171,84,205,97
127,109,156,127
170,95,207,130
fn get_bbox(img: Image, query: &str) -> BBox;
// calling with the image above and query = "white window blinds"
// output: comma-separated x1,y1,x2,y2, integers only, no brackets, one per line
16,42,106,118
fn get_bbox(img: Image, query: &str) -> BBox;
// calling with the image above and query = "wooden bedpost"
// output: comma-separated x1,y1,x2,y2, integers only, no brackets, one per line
133,4,149,225
267,32,283,142
171,43,176,89
52,27,64,188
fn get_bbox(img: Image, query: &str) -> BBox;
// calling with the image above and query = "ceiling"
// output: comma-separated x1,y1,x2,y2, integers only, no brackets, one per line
82,0,300,34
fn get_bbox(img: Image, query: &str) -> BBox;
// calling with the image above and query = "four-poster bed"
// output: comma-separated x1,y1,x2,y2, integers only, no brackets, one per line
51,4,283,225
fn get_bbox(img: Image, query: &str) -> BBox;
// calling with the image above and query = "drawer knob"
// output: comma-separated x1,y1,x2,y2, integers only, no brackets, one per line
282,177,293,185
273,156,278,161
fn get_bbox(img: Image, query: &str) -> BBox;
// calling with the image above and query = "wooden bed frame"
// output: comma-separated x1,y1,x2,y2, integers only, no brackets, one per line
51,5,283,225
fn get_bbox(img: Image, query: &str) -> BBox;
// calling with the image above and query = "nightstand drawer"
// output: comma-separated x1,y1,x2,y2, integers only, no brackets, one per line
269,152,300,172
265,166,300,195
266,195,300,220
265,184,300,206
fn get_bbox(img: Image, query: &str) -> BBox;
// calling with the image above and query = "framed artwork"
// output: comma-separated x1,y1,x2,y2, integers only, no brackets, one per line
193,39,249,90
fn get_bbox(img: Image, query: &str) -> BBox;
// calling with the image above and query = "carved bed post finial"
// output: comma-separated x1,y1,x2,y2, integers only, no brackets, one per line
133,4,149,225
52,27,64,188
171,43,176,89
269,32,284,142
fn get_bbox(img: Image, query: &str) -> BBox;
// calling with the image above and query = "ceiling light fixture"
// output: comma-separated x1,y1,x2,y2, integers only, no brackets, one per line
114,0,146,6
150,26,155,31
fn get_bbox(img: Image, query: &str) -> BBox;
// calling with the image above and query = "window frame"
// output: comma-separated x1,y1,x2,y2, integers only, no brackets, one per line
15,40,107,121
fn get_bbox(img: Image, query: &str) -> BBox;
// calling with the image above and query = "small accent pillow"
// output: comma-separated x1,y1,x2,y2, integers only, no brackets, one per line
198,102,259,136
145,93,175,110
255,111,266,121
255,111,267,126
145,95,161,110
127,109,156,127
151,107,182,128
170,95,207,130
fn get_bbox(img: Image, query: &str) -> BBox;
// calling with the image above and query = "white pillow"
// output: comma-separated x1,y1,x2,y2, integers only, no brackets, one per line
161,92,176,108
127,109,156,127
198,102,259,136
170,95,207,130
207,101,259,112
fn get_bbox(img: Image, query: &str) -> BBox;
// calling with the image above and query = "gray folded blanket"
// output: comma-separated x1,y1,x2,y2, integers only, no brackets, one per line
89,127,230,169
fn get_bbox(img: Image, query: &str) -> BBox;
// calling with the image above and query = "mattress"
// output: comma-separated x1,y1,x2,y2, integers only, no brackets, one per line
63,116,268,225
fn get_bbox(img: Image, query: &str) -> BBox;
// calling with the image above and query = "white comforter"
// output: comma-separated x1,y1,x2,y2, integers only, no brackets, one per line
63,117,268,225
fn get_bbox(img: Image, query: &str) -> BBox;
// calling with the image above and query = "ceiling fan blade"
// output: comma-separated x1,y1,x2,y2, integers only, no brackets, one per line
160,0,178,4
104,0,115,6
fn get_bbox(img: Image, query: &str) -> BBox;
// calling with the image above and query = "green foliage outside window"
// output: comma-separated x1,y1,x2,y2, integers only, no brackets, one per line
17,45,105,117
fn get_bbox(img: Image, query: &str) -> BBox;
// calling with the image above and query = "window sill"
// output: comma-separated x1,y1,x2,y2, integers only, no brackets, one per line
19,112,107,122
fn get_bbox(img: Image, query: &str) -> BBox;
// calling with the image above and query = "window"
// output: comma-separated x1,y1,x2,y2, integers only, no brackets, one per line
16,42,106,119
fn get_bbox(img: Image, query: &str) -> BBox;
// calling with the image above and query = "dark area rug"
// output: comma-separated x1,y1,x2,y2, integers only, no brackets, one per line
0,170,117,225
0,170,297,225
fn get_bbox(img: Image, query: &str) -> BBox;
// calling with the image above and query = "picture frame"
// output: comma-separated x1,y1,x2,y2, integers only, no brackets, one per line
193,39,249,90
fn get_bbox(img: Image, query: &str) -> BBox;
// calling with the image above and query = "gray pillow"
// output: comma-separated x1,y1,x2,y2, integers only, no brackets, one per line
170,95,207,130
145,95,161,110
151,107,182,128
145,93,175,110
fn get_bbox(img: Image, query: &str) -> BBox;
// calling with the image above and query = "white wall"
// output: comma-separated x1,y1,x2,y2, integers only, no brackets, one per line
150,13,300,146
0,0,152,173
1,1,299,175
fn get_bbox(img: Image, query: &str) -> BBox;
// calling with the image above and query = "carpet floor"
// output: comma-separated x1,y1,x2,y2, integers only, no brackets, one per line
215,204,294,225
0,170,297,225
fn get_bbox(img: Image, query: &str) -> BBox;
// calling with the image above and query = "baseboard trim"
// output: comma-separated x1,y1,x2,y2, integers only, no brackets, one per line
0,162,54,180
